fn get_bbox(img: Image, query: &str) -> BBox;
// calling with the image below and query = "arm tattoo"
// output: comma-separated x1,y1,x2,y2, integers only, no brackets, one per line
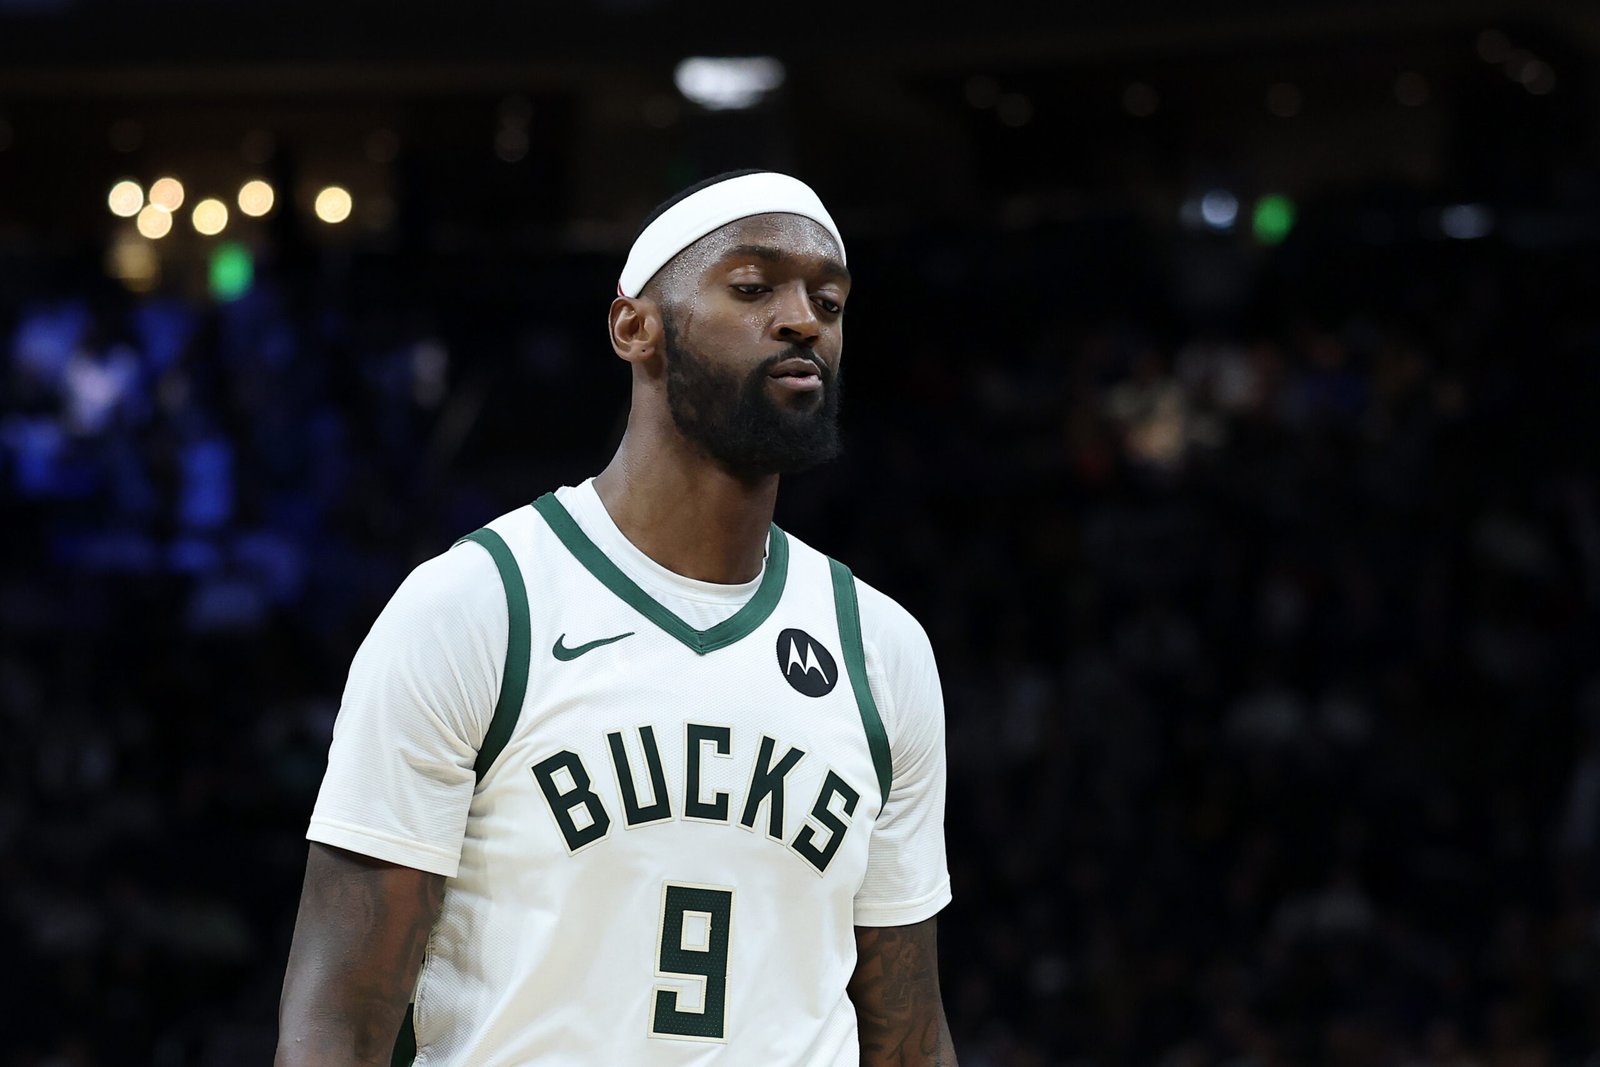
276,844,446,1066
849,919,958,1067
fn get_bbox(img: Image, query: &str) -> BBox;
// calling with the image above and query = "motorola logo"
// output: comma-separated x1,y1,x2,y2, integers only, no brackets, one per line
775,628,838,698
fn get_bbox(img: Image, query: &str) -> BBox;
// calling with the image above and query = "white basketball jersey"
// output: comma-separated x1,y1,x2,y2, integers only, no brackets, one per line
404,492,893,1065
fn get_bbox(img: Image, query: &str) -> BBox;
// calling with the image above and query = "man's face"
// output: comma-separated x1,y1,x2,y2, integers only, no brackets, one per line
656,214,851,478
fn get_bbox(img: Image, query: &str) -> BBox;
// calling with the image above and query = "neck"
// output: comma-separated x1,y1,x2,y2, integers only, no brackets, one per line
592,421,779,585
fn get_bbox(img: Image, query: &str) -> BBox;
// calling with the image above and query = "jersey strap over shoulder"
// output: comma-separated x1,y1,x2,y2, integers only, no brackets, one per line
391,527,534,1067
453,528,532,783
828,558,892,807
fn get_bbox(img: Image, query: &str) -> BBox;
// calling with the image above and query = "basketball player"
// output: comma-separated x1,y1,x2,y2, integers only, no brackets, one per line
276,171,956,1065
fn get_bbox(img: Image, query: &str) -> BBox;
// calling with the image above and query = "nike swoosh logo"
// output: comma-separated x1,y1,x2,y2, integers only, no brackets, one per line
552,631,635,661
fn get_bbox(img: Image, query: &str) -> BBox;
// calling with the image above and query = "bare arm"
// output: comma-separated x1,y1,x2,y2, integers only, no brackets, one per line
275,842,445,1067
848,918,958,1067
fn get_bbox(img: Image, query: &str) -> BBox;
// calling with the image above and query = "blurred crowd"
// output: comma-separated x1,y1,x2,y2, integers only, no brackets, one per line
3,209,1599,1065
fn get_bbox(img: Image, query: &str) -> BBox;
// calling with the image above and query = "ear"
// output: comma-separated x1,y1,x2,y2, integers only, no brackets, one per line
609,295,663,365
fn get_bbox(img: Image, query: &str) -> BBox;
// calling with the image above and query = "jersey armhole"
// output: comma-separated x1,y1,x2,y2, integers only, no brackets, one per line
828,558,892,808
454,528,532,783
391,529,530,1065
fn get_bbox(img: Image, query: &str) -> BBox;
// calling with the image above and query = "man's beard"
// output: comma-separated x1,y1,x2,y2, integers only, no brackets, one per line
662,312,842,478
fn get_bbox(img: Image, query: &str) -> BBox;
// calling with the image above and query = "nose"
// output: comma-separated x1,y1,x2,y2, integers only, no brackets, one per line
770,282,821,348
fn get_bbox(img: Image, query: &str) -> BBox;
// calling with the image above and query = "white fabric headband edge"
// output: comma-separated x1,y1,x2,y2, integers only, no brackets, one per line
617,172,845,298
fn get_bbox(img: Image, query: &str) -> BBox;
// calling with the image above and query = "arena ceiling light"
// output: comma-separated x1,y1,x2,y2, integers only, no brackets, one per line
1439,204,1494,240
237,179,275,218
108,180,144,218
674,57,785,110
1253,195,1296,245
149,176,184,213
192,198,229,236
1179,189,1239,233
1199,190,1239,231
136,203,172,239
314,185,353,224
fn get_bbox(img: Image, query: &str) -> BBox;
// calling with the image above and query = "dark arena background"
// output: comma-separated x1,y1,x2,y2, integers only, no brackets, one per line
3,1,1600,1063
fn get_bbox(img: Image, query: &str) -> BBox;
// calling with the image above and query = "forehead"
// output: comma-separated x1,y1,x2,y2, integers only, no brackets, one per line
688,213,844,270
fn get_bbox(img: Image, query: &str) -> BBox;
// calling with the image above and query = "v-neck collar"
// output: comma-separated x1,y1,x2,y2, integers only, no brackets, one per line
532,493,789,656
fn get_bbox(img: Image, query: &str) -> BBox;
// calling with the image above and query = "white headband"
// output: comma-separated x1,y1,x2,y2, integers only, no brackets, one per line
617,172,845,298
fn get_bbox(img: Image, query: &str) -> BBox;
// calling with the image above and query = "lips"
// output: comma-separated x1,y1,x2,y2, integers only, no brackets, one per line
767,355,826,383
767,355,826,394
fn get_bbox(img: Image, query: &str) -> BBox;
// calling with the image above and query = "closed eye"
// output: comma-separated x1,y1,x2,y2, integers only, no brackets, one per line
732,283,844,315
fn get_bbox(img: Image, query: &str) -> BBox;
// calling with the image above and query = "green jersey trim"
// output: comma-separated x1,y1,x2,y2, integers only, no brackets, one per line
454,528,532,783
391,1004,417,1066
392,529,532,1063
829,558,892,807
531,493,789,656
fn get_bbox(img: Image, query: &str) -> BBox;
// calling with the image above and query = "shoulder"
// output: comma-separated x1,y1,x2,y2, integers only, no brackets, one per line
337,527,516,746
782,528,936,677
366,524,522,656
851,573,936,673
393,535,505,618
837,565,944,751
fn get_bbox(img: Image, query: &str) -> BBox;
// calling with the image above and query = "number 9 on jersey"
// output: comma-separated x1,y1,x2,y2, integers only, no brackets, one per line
650,882,735,1042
